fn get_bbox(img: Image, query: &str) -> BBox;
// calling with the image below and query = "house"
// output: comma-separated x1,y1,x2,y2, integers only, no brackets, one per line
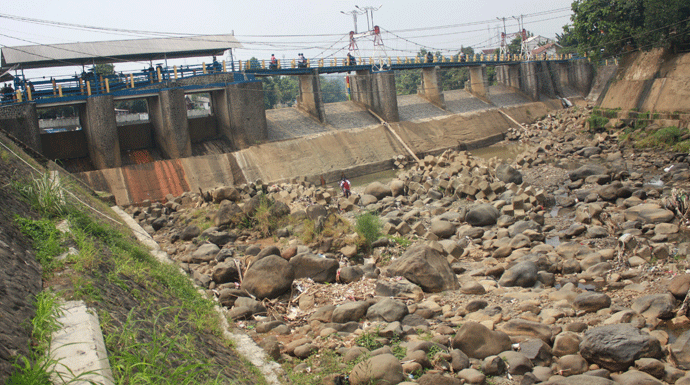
531,42,562,58
524,35,554,52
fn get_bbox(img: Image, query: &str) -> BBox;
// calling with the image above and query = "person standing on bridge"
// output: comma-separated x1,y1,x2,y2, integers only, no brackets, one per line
298,53,307,68
270,54,278,70
347,53,356,66
426,51,434,63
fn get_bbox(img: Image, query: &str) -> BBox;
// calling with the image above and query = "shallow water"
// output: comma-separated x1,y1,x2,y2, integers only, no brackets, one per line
348,168,399,188
469,143,529,162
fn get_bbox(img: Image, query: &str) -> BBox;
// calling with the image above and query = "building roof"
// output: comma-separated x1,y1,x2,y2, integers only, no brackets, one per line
531,42,561,55
1,34,243,69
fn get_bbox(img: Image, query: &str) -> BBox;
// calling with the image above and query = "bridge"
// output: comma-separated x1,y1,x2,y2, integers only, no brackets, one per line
0,35,592,175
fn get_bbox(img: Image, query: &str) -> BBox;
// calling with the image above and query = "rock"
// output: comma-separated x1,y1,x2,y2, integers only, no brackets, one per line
457,368,486,384
496,163,523,184
242,255,295,299
499,351,533,374
625,204,674,224
235,297,266,315
547,375,615,384
211,261,240,284
179,225,201,241
360,194,378,206
293,343,317,359
306,204,328,220
611,370,665,385
498,261,538,288
227,306,252,320
556,354,588,376
482,355,507,376
390,180,405,197
451,322,512,359
552,332,582,357
631,293,676,320
206,230,236,247
569,164,607,181
418,373,463,385
339,266,364,283
289,253,339,283
579,323,663,372
218,288,247,308
191,243,220,263
572,292,612,313
214,200,245,226
670,330,690,369
519,339,553,366
385,244,459,293
269,200,291,218
430,220,456,239
466,204,500,226
212,186,240,203
367,298,409,322
332,301,371,323
669,274,690,299
375,279,423,300
365,182,393,200
349,354,404,385
255,245,281,261
634,357,665,379
450,349,470,371
500,319,553,343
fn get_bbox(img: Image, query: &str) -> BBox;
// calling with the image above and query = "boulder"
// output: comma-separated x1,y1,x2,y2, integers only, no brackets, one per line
611,370,664,385
569,164,608,181
556,354,588,376
212,186,240,203
214,200,245,226
191,243,220,263
573,292,612,313
242,255,295,299
289,253,339,283
179,225,201,241
349,354,404,385
547,375,615,384
306,204,328,220
625,204,674,224
579,323,663,371
390,180,405,197
385,244,459,293
268,200,291,218
367,298,409,322
465,204,500,226
339,266,364,283
498,261,538,288
496,163,523,184
671,330,690,369
430,220,456,239
364,182,393,200
631,293,676,320
499,319,553,343
669,274,690,299
451,322,512,359
332,301,371,323
211,261,240,284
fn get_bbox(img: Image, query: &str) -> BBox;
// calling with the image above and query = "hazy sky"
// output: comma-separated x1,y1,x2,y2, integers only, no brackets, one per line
1,0,575,78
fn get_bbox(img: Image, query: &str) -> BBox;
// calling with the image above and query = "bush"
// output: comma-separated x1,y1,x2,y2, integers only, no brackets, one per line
355,212,382,252
587,114,609,132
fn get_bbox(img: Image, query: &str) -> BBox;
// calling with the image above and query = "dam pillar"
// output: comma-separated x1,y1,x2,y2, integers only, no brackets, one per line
297,72,326,123
468,65,490,101
568,59,594,97
419,67,446,109
219,81,267,149
79,95,121,169
350,70,399,122
496,64,520,89
147,88,192,159
519,62,539,101
0,103,42,153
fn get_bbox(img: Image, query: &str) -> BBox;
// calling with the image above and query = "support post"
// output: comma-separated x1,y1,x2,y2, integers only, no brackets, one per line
468,65,491,101
147,88,192,159
419,67,446,110
79,95,121,169
296,71,326,123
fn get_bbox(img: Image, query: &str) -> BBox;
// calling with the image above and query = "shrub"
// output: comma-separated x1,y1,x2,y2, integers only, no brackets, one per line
355,212,382,252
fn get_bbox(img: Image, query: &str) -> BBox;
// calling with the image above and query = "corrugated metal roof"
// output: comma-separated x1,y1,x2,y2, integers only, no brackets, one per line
1,34,243,69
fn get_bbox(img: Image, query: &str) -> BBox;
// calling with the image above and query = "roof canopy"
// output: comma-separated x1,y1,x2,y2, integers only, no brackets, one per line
1,34,243,69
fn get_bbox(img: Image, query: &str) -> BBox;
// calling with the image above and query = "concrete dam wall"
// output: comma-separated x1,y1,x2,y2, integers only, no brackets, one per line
78,99,562,206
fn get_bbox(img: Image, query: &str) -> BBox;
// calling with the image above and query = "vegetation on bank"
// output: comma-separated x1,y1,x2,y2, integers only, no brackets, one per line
7,154,266,384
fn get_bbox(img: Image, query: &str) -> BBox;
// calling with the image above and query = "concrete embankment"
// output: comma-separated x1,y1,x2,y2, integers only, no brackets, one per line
78,99,565,206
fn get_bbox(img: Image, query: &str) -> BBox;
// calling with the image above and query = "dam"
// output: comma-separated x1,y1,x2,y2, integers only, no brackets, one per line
0,35,594,206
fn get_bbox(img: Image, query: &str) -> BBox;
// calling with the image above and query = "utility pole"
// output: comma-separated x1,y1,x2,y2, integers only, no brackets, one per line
341,9,365,33
355,5,382,31
512,15,528,58
497,17,507,56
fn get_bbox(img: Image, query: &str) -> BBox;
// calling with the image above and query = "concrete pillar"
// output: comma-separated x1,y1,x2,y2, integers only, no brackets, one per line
468,65,490,101
221,81,267,149
536,62,557,99
297,72,326,123
419,67,446,110
147,88,192,159
211,89,233,149
350,70,399,122
568,59,594,97
0,103,41,153
496,64,520,89
79,95,121,169
519,62,539,101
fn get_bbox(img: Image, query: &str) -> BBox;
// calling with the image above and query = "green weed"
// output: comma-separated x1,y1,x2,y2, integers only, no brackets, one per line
14,216,65,277
587,114,609,132
355,212,382,253
388,235,411,248
13,172,68,218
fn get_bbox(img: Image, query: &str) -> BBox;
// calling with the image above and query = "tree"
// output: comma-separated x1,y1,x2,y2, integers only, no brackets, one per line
320,76,346,103
92,63,115,76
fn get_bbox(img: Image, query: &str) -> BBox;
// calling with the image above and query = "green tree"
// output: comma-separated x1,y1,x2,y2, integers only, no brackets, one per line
320,76,346,103
92,63,115,76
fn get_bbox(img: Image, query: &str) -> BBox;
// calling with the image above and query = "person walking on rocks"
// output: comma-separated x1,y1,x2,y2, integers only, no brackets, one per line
340,176,351,199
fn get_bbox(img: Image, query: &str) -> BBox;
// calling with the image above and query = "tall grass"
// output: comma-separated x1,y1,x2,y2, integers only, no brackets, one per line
355,212,382,252
14,172,68,218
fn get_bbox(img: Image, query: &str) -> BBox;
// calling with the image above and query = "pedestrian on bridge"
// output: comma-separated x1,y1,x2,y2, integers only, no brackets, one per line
270,54,278,70
298,53,307,68
347,53,356,66
426,51,434,63
1,83,14,102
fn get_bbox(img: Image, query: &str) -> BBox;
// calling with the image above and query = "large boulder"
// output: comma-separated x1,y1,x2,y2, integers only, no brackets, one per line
191,243,220,263
214,200,245,226
364,182,393,200
579,323,663,372
465,204,500,226
366,298,409,322
569,164,608,181
289,253,339,283
625,204,674,224
212,186,241,203
332,301,371,324
385,244,459,293
496,163,523,184
349,354,404,385
631,293,676,320
211,261,240,284
430,220,456,239
306,204,328,220
671,330,690,369
242,255,294,299
572,292,612,313
498,261,538,288
268,200,291,218
452,322,512,359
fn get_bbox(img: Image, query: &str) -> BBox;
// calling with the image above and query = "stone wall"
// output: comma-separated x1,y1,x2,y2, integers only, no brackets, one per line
0,103,41,153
